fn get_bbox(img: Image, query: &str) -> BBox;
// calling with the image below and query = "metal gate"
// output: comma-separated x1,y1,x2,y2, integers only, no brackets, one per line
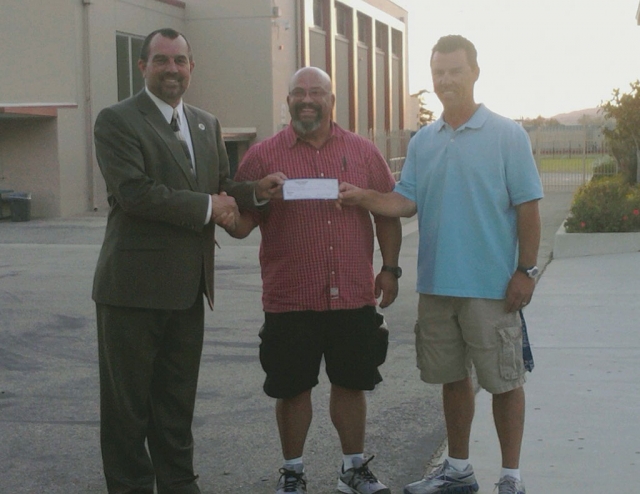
527,125,612,192
376,125,615,191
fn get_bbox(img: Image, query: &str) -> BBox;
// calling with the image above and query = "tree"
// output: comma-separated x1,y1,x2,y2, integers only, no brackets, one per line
415,89,435,128
600,80,640,184
521,115,562,128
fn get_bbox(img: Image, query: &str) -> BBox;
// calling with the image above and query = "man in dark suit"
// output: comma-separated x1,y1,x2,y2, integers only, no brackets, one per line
92,28,283,494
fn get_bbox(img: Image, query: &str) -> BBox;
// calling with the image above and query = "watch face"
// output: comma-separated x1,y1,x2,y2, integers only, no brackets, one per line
518,265,539,278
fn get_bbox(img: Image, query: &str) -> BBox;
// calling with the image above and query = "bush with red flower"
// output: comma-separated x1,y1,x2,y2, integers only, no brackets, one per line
565,175,640,233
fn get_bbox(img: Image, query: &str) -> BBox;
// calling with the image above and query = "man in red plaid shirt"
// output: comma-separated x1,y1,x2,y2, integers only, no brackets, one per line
229,67,402,494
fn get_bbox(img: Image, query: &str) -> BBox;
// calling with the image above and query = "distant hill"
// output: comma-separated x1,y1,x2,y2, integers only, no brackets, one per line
550,107,602,125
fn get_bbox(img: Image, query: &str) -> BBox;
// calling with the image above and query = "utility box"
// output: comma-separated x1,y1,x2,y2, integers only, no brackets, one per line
7,192,32,222
0,189,14,219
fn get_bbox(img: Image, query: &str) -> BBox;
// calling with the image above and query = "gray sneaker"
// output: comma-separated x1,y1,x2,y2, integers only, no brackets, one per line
276,464,307,494
403,460,479,494
337,456,390,494
495,475,525,494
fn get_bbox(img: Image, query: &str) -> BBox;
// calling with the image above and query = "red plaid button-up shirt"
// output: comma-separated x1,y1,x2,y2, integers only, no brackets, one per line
235,123,396,313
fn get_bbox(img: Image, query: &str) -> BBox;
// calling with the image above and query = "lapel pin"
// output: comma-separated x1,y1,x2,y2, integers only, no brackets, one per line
198,123,205,130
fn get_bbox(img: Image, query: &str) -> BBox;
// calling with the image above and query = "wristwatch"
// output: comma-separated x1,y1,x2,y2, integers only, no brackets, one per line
381,265,402,279
517,265,539,278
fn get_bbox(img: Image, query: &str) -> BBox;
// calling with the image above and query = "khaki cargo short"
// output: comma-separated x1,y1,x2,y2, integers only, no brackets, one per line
415,294,526,394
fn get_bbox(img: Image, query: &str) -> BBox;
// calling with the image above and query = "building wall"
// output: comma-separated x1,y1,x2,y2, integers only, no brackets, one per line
0,0,81,217
0,0,187,218
0,119,61,217
361,0,406,20
186,0,274,136
270,0,301,132
0,1,79,105
0,0,409,219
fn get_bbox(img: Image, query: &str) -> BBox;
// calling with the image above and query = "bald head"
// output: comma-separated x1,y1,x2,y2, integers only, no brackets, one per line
289,67,332,93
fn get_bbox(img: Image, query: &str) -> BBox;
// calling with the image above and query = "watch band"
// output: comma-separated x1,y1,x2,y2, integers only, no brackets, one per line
381,265,402,279
517,265,539,278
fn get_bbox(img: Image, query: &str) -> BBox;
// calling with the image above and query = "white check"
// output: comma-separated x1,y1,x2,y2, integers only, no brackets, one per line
283,178,339,200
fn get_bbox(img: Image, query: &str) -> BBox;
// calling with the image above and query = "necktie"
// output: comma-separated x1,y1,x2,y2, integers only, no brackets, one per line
170,108,195,176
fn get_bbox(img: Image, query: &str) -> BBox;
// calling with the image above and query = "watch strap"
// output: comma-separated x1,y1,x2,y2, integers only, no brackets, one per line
516,265,534,273
381,265,402,279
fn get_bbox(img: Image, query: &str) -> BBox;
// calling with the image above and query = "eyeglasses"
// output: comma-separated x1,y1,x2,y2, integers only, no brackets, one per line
289,88,330,99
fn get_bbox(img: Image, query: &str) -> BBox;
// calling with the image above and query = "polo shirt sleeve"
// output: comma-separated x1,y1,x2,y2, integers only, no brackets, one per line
393,132,418,202
505,125,544,206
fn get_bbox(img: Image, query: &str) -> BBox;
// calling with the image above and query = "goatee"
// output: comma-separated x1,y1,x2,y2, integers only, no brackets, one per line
291,103,323,135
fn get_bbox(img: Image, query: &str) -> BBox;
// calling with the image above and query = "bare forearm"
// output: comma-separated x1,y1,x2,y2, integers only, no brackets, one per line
516,200,541,266
375,216,402,266
360,190,417,218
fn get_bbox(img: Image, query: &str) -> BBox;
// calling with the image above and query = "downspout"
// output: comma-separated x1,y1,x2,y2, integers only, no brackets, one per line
82,0,97,211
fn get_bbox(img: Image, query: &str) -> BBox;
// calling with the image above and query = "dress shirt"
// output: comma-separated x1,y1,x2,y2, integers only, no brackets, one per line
235,123,395,313
145,87,213,224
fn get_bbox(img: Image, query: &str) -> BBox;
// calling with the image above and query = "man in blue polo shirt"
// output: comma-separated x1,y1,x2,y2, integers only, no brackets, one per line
338,35,543,494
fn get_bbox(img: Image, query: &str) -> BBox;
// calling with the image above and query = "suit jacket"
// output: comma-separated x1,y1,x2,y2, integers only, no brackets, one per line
92,90,255,310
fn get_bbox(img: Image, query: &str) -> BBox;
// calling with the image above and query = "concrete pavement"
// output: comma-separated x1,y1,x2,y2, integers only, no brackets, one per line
432,192,640,493
0,208,437,493
3,190,632,493
457,251,640,493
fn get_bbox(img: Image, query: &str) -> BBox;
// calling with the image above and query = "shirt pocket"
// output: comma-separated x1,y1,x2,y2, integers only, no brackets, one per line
341,166,370,189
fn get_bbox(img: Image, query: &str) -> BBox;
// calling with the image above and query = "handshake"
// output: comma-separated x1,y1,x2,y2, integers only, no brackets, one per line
211,172,287,232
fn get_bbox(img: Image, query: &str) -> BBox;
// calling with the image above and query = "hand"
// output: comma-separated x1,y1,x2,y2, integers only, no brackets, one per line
375,271,399,308
504,271,536,313
217,210,239,232
211,192,239,230
255,172,287,201
336,182,364,210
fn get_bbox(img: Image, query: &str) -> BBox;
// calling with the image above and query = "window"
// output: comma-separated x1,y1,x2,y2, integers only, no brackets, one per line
313,0,324,29
357,13,370,44
116,33,145,101
375,21,387,51
392,29,402,57
335,3,350,37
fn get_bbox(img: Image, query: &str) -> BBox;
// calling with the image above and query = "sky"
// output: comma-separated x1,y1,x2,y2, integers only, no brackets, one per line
397,0,640,120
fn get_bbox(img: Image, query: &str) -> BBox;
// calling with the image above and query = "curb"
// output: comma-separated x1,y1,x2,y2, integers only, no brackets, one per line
553,223,640,258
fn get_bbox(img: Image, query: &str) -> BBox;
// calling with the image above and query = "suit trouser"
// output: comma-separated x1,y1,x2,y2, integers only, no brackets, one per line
96,297,204,494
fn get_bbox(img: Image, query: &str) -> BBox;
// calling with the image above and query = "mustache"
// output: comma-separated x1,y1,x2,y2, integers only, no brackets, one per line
161,73,182,82
294,102,322,113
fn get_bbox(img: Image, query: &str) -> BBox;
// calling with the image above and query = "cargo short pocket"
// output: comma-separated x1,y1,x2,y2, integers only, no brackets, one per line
414,321,428,371
497,325,525,381
258,323,284,375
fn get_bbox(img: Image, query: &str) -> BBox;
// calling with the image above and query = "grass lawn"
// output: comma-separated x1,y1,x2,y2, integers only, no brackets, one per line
537,156,600,173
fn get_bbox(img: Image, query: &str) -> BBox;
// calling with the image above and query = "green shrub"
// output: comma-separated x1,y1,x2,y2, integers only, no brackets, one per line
565,175,640,233
591,158,618,179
